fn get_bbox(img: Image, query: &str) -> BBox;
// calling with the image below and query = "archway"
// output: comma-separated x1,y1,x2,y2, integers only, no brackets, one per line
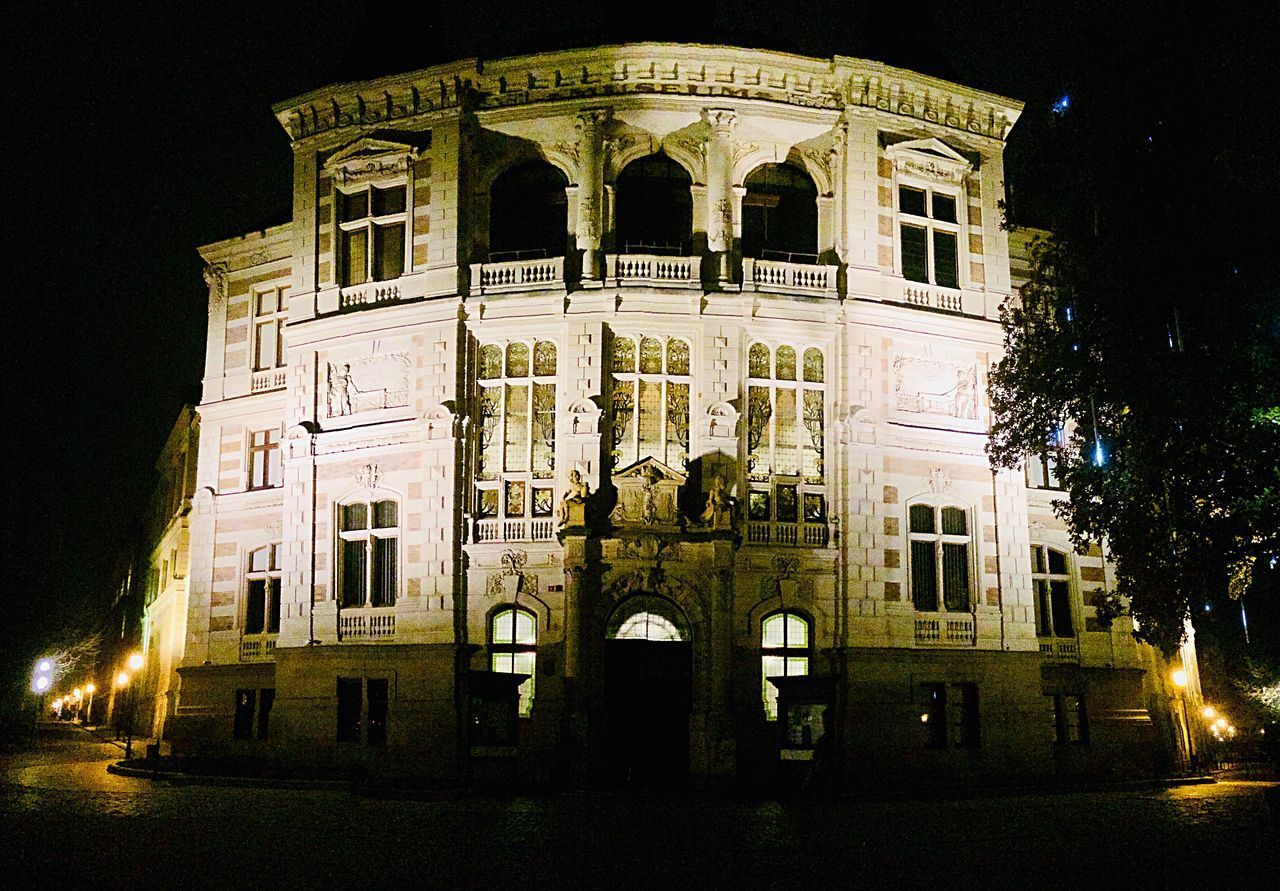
604,594,693,788
614,153,693,255
488,160,569,261
741,163,818,262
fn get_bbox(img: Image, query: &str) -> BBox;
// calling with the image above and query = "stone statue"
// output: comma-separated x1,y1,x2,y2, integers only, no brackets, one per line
556,469,591,527
328,363,354,417
701,474,730,526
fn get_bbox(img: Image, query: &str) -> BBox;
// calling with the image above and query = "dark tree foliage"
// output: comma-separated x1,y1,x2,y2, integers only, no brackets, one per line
988,12,1280,651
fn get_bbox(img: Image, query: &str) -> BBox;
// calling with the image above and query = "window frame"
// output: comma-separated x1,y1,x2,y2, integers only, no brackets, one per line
1031,543,1076,638
336,676,390,746
919,681,981,749
243,543,282,635
489,607,537,718
895,180,965,290
907,501,974,613
761,610,812,722
1050,692,1089,745
609,334,693,470
335,181,410,288
336,496,401,609
247,427,282,491
251,285,289,371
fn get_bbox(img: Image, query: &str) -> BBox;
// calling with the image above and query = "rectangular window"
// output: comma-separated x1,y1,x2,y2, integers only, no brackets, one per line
898,184,963,289
267,578,282,633
337,184,408,288
257,688,275,740
911,541,938,611
951,683,980,748
371,537,397,607
921,683,947,748
374,223,405,282
248,429,281,490
233,689,256,740
252,287,287,371
341,229,368,287
336,677,362,743
1052,694,1088,744
900,224,928,283
941,542,970,611
366,679,389,746
341,539,367,608
245,580,266,635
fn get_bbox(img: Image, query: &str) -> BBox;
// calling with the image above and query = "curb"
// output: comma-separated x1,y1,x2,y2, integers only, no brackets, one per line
106,761,354,791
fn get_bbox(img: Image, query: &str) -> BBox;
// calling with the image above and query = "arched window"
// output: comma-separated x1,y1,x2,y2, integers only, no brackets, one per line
614,612,683,641
610,334,691,469
908,503,971,612
1032,545,1074,637
615,153,692,255
337,498,399,608
491,607,536,717
762,611,810,720
489,161,569,261
746,343,827,545
476,340,557,538
742,164,818,262
244,544,281,635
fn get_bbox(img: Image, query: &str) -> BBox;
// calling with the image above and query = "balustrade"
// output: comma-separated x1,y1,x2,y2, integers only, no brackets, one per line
743,258,838,297
251,368,288,393
471,256,565,294
473,517,556,543
607,253,701,286
746,521,829,547
914,613,976,646
340,281,401,308
239,634,277,662
899,282,970,314
338,609,396,641
1038,637,1081,662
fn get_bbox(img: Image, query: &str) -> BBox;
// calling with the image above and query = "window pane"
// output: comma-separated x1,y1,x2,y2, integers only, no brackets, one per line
479,344,503,380
233,689,256,740
762,615,786,648
492,610,515,645
533,340,557,376
911,541,938,611
504,384,529,472
933,230,959,289
373,500,398,529
477,487,498,518
775,388,797,475
900,224,928,283
1032,545,1046,575
776,484,798,523
666,338,690,375
932,193,957,223
374,223,405,282
366,678,388,746
371,185,405,216
1048,549,1067,575
372,537,397,607
775,346,796,381
245,580,266,634
1050,580,1072,636
256,289,277,315
909,504,935,534
786,656,809,677
637,379,662,458
942,542,969,611
251,547,271,572
513,611,536,645
612,336,635,373
748,343,771,379
505,342,530,378
341,229,368,286
639,337,662,374
505,480,526,517
762,655,786,720
255,321,275,371
803,493,826,522
941,507,967,536
336,677,361,742
786,614,809,648
337,190,368,223
803,348,824,383
532,382,556,477
1034,581,1051,636
268,579,281,633
899,186,926,217
532,487,553,517
748,490,771,521
511,652,536,717
341,539,367,608
341,503,368,531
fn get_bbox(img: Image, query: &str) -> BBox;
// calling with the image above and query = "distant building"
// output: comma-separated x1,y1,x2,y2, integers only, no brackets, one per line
168,43,1204,787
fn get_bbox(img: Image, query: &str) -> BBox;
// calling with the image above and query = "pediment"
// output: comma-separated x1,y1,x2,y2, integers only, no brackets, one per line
324,135,420,184
612,456,687,485
887,137,973,184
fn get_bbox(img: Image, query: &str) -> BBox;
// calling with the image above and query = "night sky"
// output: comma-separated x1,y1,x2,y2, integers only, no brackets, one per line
6,2,1275,665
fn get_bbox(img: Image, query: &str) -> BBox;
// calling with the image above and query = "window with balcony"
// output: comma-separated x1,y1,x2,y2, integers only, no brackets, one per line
746,343,826,545
248,429,281,490
615,153,692,255
610,335,691,470
898,184,960,289
252,286,288,371
336,677,388,746
742,163,818,262
476,341,557,540
908,503,971,612
761,611,811,721
337,499,399,608
1032,544,1074,638
244,544,281,635
337,183,407,287
490,608,537,717
489,161,569,261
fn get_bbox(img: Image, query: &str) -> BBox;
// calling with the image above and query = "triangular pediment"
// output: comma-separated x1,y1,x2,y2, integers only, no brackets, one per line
325,135,418,168
890,137,969,164
612,456,687,485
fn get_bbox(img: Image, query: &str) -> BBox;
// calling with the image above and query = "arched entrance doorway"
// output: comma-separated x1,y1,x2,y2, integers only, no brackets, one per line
604,595,692,788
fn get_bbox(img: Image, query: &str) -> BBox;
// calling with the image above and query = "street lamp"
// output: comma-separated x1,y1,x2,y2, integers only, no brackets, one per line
115,672,135,758
84,683,96,726
1202,705,1216,719
128,652,144,672
1171,669,1188,688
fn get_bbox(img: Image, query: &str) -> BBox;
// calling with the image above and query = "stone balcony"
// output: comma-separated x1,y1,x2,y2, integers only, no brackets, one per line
250,368,288,393
607,253,701,288
239,633,277,662
337,607,396,641
473,517,556,543
470,256,565,295
743,258,838,298
745,521,830,547
898,281,982,315
913,613,977,646
1039,637,1081,663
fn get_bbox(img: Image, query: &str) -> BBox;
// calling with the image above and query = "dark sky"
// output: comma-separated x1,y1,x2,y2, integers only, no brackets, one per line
5,2,1276,663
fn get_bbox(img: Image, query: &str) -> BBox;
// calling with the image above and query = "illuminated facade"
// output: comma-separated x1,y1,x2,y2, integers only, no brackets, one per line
170,44,1203,787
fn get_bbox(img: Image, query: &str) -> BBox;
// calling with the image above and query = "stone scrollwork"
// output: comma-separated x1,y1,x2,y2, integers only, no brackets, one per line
203,263,228,307
285,423,315,459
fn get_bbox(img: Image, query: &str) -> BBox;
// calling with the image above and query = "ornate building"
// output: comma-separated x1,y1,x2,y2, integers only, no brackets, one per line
170,43,1203,788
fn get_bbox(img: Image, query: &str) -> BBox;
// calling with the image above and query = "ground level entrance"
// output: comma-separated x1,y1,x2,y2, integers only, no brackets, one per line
604,635,692,788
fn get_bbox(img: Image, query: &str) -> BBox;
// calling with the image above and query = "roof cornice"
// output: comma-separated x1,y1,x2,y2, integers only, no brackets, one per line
272,43,1023,145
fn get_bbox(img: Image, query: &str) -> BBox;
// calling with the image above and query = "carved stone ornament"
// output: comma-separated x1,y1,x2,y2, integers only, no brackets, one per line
928,467,953,493
326,351,411,418
700,474,732,529
892,354,979,420
704,401,740,439
324,136,417,186
203,263,228,307
610,457,687,528
556,468,592,529
886,137,972,185
285,423,314,459
422,403,456,441
265,519,283,540
355,463,381,489
566,398,602,435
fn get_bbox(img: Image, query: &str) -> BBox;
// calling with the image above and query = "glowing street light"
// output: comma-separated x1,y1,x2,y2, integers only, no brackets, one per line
116,672,130,688
1171,669,1188,688
34,675,51,692
128,652,144,672
84,682,97,725
1202,706,1216,719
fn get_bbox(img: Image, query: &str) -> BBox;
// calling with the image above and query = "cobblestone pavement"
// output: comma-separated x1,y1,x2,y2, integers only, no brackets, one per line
2,726,1275,889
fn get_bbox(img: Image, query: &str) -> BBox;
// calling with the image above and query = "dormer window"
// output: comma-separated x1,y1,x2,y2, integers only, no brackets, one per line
337,184,407,287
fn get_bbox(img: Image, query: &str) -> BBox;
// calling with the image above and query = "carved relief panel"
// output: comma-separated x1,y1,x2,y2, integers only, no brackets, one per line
891,354,980,422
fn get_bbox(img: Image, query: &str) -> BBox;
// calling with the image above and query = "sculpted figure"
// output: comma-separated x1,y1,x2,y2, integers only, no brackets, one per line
701,474,729,526
556,469,591,527
329,363,354,416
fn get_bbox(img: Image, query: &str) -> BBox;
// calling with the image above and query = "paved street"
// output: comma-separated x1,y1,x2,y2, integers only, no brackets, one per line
2,726,1275,889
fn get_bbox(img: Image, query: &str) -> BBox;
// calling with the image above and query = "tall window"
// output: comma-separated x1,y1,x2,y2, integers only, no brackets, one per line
338,499,399,608
615,153,692,254
761,612,811,721
248,429,281,490
1025,452,1062,489
490,608,536,717
336,677,388,746
244,544,281,635
1050,693,1088,745
610,335,691,469
476,341,557,530
746,343,826,544
1032,544,1074,638
233,688,274,740
337,184,407,287
898,184,960,289
909,503,971,612
919,682,980,748
252,286,288,371
742,163,819,262
489,161,569,260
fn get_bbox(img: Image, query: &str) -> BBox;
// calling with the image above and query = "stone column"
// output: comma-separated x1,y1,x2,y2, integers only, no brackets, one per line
575,109,609,282
705,109,737,283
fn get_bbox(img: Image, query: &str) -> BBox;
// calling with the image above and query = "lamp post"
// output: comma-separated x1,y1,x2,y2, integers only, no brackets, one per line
84,683,96,727
126,652,144,758
116,671,133,759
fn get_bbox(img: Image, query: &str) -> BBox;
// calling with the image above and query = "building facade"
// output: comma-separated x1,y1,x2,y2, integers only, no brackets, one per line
170,43,1202,787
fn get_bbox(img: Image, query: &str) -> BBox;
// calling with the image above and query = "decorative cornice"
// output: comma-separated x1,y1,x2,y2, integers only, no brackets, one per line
273,44,1022,144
